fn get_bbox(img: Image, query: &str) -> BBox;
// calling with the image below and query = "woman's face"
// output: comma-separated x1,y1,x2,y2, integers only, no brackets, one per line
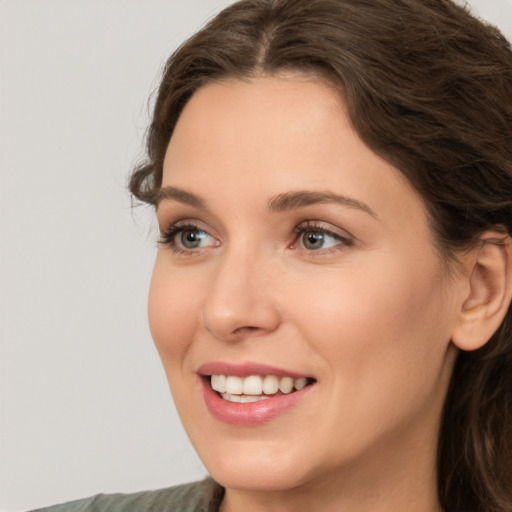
149,75,462,494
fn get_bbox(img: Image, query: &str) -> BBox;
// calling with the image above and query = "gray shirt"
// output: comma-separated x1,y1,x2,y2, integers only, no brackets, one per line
30,479,224,512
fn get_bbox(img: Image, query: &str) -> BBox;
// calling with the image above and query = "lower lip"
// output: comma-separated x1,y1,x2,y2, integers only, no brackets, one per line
201,378,314,426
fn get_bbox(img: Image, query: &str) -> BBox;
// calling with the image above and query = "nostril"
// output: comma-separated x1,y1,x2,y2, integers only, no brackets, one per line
201,280,281,342
233,326,259,334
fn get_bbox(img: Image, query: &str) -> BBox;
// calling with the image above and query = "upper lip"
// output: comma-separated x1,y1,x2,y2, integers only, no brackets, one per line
197,361,312,379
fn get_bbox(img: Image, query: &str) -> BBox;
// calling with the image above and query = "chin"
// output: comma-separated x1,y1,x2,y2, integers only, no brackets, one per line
209,459,311,492
194,436,318,492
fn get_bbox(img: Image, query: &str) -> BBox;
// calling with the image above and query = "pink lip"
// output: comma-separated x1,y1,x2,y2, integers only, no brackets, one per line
197,362,315,426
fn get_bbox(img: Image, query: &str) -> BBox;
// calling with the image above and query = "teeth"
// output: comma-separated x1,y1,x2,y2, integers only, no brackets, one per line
222,393,271,403
211,374,226,393
225,376,243,395
223,393,241,403
279,376,294,394
243,375,263,395
211,374,310,398
262,375,279,394
295,377,307,390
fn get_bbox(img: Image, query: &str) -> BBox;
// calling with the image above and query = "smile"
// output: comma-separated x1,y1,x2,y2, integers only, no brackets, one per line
210,374,310,403
198,363,316,425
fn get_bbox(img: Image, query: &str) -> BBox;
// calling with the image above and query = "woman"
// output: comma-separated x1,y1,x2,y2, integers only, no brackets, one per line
36,0,512,511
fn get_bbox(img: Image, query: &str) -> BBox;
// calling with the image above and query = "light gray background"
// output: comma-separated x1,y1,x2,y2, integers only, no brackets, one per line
1,1,511,511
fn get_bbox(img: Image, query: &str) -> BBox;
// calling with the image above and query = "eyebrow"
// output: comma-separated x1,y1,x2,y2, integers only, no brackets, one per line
268,190,377,218
156,186,377,218
155,186,207,210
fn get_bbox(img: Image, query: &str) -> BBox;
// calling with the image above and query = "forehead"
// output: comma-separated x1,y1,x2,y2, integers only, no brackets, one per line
162,75,428,232
164,75,365,184
166,74,345,168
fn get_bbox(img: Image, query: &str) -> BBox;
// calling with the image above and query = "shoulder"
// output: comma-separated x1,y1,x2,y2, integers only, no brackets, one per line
30,478,223,512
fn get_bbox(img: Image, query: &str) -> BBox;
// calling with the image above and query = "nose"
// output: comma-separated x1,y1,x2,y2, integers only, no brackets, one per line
201,247,281,342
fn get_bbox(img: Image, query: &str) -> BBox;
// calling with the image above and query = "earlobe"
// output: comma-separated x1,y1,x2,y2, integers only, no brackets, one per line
451,232,512,352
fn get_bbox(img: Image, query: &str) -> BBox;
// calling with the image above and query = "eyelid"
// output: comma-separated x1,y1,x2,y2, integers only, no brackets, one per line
293,219,352,236
291,220,354,253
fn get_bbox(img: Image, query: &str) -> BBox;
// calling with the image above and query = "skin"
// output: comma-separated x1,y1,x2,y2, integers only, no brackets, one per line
148,75,468,512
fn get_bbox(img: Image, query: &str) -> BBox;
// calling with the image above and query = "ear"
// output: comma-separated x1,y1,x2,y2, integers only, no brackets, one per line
451,231,512,352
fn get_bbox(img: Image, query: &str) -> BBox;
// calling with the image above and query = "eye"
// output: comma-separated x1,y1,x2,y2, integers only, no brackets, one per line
177,228,213,249
299,230,339,250
293,222,352,253
159,223,218,252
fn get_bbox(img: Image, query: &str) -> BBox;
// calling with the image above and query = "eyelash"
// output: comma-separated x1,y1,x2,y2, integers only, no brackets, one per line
158,221,213,255
292,221,353,254
158,220,353,255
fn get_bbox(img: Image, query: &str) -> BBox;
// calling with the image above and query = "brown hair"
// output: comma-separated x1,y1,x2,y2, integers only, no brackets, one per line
130,1,512,510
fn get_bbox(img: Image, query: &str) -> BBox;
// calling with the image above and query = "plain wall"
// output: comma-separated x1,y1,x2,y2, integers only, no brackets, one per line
1,1,511,511
0,2,233,511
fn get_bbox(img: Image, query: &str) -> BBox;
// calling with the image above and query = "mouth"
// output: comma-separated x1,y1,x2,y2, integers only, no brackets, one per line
197,362,316,425
209,374,315,403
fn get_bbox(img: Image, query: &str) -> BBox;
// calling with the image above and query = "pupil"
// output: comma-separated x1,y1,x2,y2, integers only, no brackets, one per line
304,231,324,249
182,229,202,248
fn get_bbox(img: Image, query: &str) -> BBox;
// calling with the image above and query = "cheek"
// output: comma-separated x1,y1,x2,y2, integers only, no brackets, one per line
281,257,456,454
148,257,202,364
285,253,454,384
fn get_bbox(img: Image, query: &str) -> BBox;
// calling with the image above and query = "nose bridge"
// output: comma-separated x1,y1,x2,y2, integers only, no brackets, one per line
201,240,279,340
